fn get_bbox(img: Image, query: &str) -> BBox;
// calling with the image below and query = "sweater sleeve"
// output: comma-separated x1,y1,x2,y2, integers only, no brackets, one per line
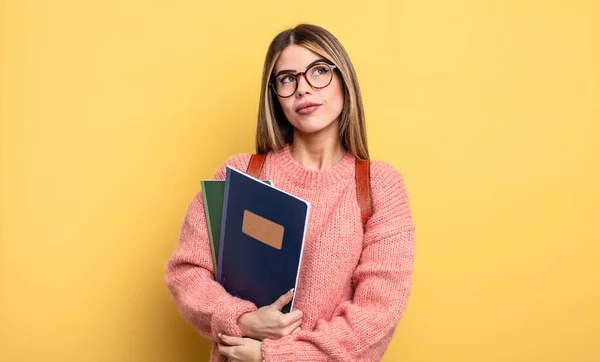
165,153,256,342
261,161,416,361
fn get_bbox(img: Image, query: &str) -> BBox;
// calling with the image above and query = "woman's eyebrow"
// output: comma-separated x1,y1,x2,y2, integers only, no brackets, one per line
274,58,330,77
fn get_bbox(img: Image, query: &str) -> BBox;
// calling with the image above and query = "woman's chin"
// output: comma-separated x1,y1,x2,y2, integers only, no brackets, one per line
293,125,330,136
291,119,338,136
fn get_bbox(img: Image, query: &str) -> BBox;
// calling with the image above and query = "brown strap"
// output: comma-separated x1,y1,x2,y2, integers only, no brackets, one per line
246,153,372,228
356,158,372,229
246,153,266,178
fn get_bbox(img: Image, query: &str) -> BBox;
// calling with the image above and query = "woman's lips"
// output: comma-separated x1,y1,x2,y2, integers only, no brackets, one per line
297,104,320,115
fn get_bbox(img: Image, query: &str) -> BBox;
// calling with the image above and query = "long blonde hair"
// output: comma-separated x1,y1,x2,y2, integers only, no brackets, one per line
255,24,369,160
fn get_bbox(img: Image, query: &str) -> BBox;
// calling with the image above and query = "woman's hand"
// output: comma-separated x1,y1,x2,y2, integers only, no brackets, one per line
237,289,303,340
218,334,262,362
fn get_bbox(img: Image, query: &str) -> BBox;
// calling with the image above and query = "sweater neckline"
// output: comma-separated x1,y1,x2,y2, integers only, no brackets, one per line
270,144,356,188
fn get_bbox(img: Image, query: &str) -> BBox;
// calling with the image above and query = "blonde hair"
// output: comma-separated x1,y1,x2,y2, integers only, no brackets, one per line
255,24,369,160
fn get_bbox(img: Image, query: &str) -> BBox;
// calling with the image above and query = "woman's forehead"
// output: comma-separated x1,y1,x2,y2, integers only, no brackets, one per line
275,45,322,72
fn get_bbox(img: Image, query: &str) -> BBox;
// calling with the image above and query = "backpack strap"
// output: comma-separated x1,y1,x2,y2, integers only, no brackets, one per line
355,158,372,229
246,153,267,178
246,153,372,228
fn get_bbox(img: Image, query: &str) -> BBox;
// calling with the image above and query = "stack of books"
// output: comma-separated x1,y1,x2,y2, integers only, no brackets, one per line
200,166,310,313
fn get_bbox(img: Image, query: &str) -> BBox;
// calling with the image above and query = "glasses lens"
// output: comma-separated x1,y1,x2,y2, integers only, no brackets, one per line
274,74,297,97
306,63,333,88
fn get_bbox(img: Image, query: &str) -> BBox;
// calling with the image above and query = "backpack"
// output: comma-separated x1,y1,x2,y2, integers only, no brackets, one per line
246,153,372,229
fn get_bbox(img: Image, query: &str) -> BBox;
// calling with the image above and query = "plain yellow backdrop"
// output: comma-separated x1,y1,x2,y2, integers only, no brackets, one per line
1,1,598,361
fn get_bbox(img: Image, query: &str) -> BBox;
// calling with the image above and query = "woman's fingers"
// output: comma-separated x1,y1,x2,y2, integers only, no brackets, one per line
286,319,302,335
217,343,233,357
270,289,294,311
282,309,303,325
219,333,244,346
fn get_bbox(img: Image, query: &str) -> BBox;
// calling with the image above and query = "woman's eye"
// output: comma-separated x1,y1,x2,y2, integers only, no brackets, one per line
280,75,295,84
312,65,330,76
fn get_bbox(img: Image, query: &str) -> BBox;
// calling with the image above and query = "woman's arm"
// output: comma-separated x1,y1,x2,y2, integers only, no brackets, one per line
260,161,416,361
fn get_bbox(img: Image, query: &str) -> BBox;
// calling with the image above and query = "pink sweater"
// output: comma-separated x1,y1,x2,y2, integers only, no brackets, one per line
165,144,416,361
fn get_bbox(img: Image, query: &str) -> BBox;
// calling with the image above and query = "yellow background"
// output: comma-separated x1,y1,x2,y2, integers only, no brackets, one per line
1,1,598,361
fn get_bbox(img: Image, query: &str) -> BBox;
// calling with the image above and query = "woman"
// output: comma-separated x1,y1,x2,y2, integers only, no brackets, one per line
166,24,415,362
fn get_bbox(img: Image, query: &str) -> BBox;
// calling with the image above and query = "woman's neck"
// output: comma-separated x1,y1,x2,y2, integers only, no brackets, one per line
290,126,346,171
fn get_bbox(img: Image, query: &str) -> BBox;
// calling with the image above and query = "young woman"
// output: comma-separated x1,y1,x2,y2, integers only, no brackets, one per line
166,24,416,362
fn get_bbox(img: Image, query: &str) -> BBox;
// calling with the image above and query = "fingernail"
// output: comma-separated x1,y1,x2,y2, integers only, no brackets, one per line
289,288,294,294
218,333,223,338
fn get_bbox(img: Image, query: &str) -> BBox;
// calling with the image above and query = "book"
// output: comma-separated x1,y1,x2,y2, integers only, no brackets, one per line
201,179,272,272
200,180,226,271
217,166,310,313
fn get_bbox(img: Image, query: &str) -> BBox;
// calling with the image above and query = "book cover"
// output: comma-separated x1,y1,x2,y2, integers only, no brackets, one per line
217,166,310,313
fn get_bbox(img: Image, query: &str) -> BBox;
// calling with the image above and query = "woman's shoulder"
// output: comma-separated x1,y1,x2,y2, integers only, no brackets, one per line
368,159,407,187
367,159,413,220
223,152,254,169
212,152,254,180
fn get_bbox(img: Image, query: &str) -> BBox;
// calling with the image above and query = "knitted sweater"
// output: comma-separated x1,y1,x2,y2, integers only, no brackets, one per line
165,144,416,361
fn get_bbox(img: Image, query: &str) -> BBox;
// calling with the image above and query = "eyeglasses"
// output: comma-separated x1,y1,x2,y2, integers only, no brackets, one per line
269,62,337,98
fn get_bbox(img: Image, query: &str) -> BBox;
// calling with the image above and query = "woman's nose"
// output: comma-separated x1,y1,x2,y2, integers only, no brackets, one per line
295,73,312,97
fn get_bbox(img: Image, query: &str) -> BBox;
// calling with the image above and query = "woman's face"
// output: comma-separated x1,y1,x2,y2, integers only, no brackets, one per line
273,45,344,136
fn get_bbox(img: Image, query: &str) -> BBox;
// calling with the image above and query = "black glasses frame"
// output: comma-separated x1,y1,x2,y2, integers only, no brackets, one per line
269,63,338,98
